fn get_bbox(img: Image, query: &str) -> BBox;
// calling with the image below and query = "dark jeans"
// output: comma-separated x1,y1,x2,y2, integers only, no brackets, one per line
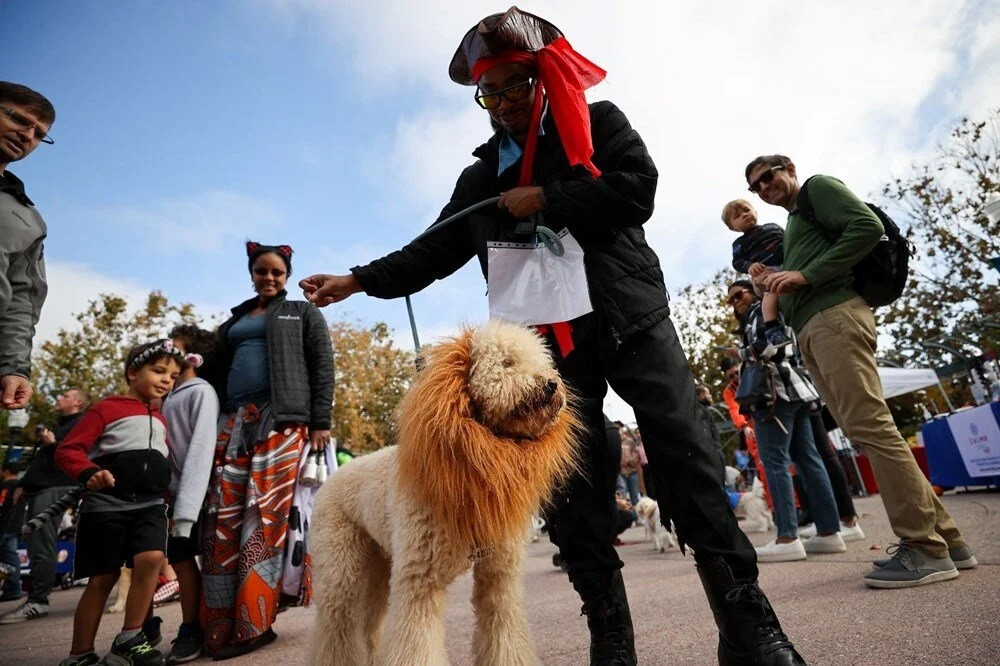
1,533,21,597
809,411,857,520
544,312,757,596
25,486,75,604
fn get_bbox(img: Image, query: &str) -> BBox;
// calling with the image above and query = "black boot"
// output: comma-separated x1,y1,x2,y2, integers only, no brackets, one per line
578,570,637,666
696,558,805,665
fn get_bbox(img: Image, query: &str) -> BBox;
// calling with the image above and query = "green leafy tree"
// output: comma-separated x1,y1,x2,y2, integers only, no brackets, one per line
878,107,1000,379
329,320,415,454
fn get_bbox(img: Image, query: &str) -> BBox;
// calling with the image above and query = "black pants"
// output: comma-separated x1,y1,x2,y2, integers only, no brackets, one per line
544,312,758,595
809,411,857,519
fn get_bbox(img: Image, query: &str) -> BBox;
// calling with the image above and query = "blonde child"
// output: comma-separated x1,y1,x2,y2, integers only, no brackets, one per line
722,199,791,349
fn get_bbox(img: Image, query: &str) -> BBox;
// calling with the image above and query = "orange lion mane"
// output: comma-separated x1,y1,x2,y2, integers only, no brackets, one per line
396,326,580,553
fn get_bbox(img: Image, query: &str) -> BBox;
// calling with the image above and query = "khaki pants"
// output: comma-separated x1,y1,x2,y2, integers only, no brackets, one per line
798,297,964,558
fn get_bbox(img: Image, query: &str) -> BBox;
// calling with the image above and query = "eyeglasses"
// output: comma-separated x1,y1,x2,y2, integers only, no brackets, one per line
728,289,750,304
748,165,784,193
0,105,54,144
474,78,534,110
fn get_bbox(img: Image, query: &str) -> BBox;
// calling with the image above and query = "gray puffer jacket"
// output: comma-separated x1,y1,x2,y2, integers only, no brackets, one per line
212,291,335,430
0,170,48,379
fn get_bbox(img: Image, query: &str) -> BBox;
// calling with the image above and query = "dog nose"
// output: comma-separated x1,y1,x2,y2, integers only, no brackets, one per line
544,379,558,396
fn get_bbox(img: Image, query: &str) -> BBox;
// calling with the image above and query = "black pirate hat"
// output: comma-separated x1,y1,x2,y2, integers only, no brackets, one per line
449,6,564,85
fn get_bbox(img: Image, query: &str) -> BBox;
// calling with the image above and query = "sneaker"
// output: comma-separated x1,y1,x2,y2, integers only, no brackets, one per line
839,521,866,542
0,600,49,624
143,616,163,647
864,543,958,589
153,580,180,606
754,539,807,563
105,630,165,665
802,533,847,554
797,523,816,538
764,325,793,349
873,544,977,570
59,653,101,666
166,634,203,664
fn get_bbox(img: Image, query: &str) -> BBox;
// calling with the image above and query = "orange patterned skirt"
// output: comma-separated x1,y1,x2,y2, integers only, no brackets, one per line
200,402,306,653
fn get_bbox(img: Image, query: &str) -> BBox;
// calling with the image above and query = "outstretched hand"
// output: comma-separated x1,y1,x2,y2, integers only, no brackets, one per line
299,273,363,307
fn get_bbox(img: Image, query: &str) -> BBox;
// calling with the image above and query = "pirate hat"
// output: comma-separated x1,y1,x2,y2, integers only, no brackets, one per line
449,6,563,85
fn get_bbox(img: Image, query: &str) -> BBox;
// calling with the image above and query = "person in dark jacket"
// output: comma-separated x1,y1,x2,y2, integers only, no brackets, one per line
0,462,25,601
299,9,802,666
0,388,87,624
201,241,334,660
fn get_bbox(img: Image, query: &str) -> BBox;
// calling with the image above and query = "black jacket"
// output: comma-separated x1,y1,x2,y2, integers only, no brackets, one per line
212,291,335,430
352,101,667,343
18,412,81,493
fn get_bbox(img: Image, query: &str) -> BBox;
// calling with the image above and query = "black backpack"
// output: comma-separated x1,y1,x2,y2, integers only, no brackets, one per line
795,176,913,308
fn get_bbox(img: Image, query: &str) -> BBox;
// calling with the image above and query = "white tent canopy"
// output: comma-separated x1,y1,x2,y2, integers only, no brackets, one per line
878,367,942,399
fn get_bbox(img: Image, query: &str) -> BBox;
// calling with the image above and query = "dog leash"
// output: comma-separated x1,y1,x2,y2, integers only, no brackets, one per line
404,196,563,353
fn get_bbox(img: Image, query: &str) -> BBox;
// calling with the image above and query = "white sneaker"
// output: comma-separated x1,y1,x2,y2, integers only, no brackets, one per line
755,539,807,562
797,523,816,538
839,521,866,542
0,601,49,624
802,533,847,554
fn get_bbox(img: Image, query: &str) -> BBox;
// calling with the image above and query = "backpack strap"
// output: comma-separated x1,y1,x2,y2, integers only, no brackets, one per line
794,175,837,245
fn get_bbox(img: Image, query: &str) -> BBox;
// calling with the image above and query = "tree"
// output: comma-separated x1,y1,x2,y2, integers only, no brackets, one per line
878,108,1000,375
30,291,202,424
671,267,741,401
329,320,415,454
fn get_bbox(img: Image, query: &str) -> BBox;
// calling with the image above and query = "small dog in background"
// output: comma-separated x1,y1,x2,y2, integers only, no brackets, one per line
634,497,676,552
527,514,546,543
731,478,774,533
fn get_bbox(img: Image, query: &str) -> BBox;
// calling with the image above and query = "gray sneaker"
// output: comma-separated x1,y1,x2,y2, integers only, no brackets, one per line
0,600,50,623
864,543,958,589
872,544,978,570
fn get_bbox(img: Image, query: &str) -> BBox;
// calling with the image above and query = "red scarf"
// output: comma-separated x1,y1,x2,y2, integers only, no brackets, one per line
472,37,606,356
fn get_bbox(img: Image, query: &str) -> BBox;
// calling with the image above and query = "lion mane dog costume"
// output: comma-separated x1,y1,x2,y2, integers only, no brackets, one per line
308,321,578,666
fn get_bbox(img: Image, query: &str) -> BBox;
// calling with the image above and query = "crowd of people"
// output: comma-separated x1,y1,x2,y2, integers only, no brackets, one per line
0,6,984,666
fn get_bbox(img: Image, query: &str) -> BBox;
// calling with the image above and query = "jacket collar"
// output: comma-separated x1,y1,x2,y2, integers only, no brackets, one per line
230,289,288,317
0,170,34,206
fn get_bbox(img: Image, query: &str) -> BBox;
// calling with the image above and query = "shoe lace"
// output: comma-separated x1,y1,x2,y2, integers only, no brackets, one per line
724,584,793,653
884,543,917,569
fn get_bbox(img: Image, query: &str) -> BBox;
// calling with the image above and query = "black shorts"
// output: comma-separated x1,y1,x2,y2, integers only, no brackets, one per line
167,520,201,565
74,504,168,578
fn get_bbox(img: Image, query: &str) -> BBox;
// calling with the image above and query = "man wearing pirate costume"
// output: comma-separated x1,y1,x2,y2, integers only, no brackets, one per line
301,8,803,665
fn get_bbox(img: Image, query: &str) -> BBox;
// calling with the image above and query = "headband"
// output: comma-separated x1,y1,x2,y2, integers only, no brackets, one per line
128,339,185,372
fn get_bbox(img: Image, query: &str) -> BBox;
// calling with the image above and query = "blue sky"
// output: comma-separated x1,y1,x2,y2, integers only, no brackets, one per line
5,0,998,421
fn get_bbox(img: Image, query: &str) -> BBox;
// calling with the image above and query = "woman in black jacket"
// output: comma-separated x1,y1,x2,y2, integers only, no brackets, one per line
200,242,334,660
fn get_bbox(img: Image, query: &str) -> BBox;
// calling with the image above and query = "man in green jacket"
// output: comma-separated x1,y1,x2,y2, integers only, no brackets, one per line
745,154,976,588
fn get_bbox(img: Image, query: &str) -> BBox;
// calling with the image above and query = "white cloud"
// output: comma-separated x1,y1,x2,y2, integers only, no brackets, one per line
34,261,227,346
93,191,284,254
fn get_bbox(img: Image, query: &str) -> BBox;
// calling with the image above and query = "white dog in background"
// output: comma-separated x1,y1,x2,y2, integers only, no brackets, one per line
527,515,546,543
732,478,774,533
633,497,677,552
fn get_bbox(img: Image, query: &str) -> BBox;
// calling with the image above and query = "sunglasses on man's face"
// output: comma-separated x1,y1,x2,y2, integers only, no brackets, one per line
474,78,534,110
748,165,785,194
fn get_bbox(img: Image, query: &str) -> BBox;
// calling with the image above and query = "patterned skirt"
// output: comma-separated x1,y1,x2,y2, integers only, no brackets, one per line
200,401,310,652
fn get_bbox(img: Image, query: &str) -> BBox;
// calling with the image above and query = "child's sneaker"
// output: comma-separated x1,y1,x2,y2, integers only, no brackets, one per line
143,616,163,647
764,325,793,349
103,631,165,665
59,653,101,666
165,633,203,664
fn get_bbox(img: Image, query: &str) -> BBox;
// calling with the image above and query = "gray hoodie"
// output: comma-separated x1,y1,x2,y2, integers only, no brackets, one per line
163,377,220,537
